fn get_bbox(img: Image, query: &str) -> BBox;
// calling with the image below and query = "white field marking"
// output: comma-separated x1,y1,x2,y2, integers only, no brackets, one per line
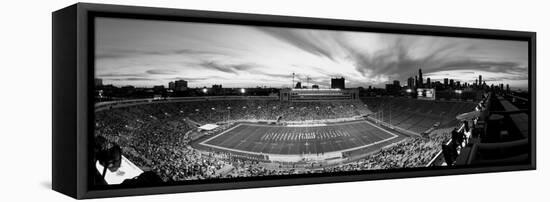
198,120,400,157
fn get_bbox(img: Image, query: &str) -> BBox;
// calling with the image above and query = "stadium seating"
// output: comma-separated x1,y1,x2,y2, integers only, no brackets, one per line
361,97,476,133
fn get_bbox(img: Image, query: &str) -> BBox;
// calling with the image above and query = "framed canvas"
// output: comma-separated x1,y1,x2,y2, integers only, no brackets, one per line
52,3,536,199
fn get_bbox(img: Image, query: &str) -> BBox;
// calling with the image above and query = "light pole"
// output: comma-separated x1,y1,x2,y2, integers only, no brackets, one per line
210,107,215,121
227,106,231,122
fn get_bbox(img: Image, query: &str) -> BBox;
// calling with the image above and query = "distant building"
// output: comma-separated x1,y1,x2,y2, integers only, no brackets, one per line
450,79,454,88
153,85,165,93
295,81,302,89
479,75,482,86
94,78,103,87
444,78,449,87
426,77,431,88
174,79,188,91
280,88,358,102
393,80,400,88
407,77,415,89
312,84,319,89
331,77,345,89
168,81,175,90
418,68,424,88
386,80,401,94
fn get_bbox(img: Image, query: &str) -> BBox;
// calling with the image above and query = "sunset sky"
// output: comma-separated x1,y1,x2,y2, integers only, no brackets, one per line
95,17,529,90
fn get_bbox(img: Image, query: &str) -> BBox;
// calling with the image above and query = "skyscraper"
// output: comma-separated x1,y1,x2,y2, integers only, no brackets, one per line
407,77,415,89
479,75,482,86
444,78,449,87
426,77,431,88
418,68,423,88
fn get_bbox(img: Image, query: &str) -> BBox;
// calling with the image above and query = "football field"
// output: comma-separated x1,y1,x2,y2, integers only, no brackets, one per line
200,120,401,155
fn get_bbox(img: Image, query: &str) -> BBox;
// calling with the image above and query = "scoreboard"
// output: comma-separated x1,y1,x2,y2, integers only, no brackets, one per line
417,88,436,100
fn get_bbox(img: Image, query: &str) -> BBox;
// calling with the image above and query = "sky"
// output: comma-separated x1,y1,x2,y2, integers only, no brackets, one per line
95,17,529,90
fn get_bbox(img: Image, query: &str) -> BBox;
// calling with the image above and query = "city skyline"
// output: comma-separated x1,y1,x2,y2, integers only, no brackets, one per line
95,17,529,90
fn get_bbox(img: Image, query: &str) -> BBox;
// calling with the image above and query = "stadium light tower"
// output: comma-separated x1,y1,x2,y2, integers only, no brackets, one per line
292,72,295,89
202,88,208,94
240,88,246,94
210,107,215,120
226,106,232,122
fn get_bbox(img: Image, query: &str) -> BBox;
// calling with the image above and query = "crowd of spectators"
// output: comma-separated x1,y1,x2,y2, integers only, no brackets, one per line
324,127,455,172
100,99,371,124
95,106,233,181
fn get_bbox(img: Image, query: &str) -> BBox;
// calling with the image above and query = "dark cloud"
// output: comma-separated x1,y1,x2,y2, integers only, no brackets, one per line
263,72,294,79
341,37,421,82
146,69,179,75
96,53,127,60
170,76,223,81
97,72,144,77
96,48,222,60
107,77,154,81
199,61,258,74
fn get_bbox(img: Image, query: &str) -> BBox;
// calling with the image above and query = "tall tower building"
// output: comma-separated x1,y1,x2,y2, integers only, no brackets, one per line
94,78,103,87
479,75,482,86
426,77,431,88
418,68,423,88
407,77,415,89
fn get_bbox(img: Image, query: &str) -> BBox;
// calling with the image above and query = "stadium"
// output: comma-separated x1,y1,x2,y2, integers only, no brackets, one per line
94,87,489,183
89,16,532,186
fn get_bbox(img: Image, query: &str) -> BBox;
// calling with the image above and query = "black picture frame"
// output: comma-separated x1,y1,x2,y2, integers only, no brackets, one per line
52,3,536,199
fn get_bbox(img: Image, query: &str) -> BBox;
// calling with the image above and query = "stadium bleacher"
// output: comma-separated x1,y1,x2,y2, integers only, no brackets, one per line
361,97,476,133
